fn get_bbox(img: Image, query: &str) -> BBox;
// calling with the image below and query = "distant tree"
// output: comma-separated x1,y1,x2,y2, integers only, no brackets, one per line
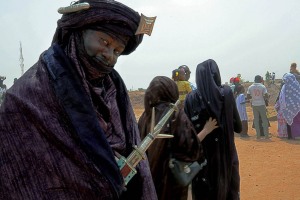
265,71,270,82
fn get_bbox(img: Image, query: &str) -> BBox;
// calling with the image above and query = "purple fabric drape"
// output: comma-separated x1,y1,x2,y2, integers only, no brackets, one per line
0,44,157,200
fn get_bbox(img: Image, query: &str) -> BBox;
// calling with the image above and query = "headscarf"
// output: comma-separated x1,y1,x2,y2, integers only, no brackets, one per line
280,73,300,125
53,0,143,80
195,59,223,123
144,76,179,114
52,0,143,55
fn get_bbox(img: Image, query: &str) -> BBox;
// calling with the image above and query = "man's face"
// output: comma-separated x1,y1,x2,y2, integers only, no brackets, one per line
290,66,297,73
82,29,128,67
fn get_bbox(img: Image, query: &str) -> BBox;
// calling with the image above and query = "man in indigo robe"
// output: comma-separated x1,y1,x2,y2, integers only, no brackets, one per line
0,0,157,199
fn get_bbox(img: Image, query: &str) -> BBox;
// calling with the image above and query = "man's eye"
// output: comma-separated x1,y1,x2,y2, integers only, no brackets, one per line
115,50,121,56
100,38,108,45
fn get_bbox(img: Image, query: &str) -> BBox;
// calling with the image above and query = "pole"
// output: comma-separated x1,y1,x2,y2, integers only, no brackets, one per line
19,41,24,76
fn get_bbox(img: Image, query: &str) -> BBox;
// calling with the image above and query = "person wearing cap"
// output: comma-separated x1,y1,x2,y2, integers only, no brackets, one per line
232,77,241,98
0,1,157,199
247,75,270,139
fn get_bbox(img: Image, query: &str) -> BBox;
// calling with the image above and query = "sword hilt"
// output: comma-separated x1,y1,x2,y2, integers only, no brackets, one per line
117,100,180,185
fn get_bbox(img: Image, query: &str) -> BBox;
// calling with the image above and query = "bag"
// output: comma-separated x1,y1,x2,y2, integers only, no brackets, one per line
169,158,207,187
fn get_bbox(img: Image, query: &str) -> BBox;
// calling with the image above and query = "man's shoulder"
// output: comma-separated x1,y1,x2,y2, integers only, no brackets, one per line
248,84,256,89
250,83,265,88
258,83,267,90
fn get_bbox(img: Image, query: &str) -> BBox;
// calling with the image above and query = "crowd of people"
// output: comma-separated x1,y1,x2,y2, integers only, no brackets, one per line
0,0,299,200
228,62,300,140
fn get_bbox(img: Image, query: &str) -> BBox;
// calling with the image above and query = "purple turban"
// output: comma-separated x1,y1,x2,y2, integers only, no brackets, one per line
52,0,143,55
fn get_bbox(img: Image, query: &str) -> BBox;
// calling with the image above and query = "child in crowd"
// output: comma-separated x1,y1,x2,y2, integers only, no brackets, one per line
235,84,250,137
172,68,192,108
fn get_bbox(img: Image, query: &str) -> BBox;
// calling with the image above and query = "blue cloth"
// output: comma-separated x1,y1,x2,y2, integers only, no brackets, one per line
281,73,300,125
189,82,197,90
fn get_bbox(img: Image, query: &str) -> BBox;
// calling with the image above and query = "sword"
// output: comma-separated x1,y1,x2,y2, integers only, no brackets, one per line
151,105,174,139
117,100,180,185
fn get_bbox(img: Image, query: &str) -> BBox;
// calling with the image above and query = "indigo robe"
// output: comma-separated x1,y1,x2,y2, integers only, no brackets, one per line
0,44,157,200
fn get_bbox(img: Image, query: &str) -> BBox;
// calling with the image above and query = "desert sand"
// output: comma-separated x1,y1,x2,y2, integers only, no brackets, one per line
130,90,300,200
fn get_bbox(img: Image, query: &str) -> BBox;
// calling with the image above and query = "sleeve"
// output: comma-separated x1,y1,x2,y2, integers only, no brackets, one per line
263,86,268,95
241,94,246,104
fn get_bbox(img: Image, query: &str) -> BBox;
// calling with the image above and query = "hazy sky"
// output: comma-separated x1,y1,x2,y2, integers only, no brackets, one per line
1,0,299,89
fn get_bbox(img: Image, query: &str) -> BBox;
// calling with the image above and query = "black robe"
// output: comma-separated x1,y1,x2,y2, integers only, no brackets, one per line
184,59,242,200
138,76,201,200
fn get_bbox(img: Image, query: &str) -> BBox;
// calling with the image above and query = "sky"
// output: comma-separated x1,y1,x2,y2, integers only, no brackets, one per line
1,0,299,90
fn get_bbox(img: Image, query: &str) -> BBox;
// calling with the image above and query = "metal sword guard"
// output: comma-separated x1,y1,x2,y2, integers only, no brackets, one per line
117,100,180,185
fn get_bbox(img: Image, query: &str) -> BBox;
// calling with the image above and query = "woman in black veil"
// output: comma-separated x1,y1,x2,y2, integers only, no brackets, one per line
184,59,242,200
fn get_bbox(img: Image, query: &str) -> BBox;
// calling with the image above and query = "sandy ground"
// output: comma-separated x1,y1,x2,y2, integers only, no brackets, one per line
133,105,300,200
235,120,300,200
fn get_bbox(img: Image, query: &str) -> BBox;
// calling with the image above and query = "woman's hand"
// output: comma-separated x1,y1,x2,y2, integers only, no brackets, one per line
197,117,219,141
